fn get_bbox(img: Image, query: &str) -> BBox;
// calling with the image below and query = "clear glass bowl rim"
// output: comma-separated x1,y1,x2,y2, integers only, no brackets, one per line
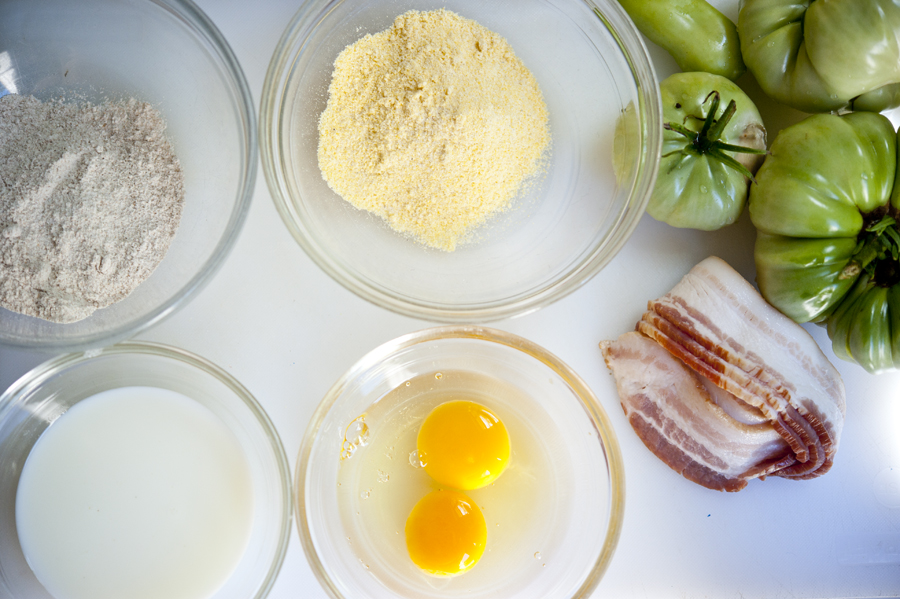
260,0,662,323
0,0,258,352
294,325,626,599
0,340,293,599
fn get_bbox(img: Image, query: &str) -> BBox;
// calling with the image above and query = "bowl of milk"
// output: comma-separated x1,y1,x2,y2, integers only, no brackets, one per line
0,342,292,599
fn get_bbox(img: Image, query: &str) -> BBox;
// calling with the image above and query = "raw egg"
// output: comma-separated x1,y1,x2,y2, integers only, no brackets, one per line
405,489,486,576
417,400,510,490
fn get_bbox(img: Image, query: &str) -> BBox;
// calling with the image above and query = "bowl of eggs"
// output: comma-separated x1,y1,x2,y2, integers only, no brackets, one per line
0,342,292,599
260,0,661,322
296,326,625,598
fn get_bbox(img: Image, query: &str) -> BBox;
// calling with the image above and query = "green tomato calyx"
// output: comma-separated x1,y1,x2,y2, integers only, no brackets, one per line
663,91,767,182
841,214,900,287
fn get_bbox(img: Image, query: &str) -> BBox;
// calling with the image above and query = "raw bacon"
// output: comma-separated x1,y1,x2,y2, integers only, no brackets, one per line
600,257,845,492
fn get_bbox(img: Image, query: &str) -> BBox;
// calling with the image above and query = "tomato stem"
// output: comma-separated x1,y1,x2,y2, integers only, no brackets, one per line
841,216,900,282
704,93,732,144
663,91,766,182
695,91,720,148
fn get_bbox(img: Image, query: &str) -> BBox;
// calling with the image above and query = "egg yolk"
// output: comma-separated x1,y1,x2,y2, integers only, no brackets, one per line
405,489,487,576
417,400,510,490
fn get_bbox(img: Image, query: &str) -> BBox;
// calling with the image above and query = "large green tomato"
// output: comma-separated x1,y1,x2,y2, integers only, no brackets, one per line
648,72,766,230
738,0,900,113
749,112,900,373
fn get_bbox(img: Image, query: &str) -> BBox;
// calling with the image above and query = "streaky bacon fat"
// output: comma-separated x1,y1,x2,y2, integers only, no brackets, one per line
600,256,845,492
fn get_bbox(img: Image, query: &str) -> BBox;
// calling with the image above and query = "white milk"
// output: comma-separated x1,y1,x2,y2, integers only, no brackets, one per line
15,386,255,599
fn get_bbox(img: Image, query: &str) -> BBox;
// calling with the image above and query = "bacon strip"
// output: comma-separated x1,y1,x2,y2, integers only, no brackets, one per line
600,257,845,491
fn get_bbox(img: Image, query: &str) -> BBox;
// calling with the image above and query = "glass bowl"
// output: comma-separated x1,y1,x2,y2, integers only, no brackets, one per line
260,0,660,322
0,0,256,350
296,326,625,598
0,341,292,599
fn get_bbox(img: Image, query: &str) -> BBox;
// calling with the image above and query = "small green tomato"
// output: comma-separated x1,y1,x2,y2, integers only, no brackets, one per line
647,72,766,231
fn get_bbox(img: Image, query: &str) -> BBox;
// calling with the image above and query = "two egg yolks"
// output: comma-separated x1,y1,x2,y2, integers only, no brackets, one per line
405,400,510,576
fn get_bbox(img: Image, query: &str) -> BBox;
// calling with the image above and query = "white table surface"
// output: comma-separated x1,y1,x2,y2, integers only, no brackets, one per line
2,1,900,598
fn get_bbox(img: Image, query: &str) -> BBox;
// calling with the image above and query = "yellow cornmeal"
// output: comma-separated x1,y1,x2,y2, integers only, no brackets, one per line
317,9,550,251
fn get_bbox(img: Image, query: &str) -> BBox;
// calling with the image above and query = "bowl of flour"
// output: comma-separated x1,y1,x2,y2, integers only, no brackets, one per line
261,0,661,322
0,0,255,350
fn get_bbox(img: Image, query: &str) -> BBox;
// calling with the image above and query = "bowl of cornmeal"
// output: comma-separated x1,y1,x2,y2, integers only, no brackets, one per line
261,0,661,322
296,326,625,598
0,0,256,350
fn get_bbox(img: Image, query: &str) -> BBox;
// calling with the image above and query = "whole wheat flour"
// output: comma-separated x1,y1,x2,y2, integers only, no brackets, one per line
317,9,550,251
0,94,184,323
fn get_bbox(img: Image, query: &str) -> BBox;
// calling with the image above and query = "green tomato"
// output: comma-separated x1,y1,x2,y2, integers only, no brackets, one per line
648,72,766,231
826,274,900,374
749,113,895,239
805,0,900,100
852,83,900,114
754,234,858,323
618,0,744,80
739,0,900,113
749,112,900,373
